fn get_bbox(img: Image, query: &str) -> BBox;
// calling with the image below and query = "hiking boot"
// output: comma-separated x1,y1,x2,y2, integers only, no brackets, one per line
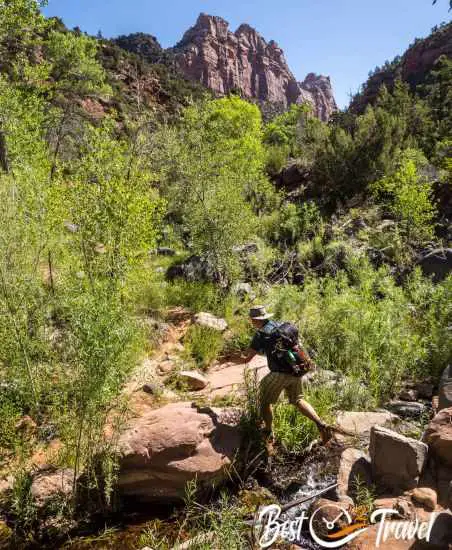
318,423,334,444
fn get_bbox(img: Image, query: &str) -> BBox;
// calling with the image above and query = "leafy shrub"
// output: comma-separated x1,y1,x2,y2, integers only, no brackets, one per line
371,149,436,242
265,144,290,175
184,325,224,370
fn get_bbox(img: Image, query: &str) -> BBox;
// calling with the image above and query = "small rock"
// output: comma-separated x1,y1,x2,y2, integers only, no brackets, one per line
370,426,428,491
377,219,397,232
232,242,258,255
387,400,426,418
157,360,176,374
373,497,413,519
142,382,163,396
63,221,79,233
179,371,208,391
194,312,228,332
411,487,437,511
15,415,37,434
156,247,176,256
94,243,106,254
231,282,255,300
31,469,74,508
399,389,418,402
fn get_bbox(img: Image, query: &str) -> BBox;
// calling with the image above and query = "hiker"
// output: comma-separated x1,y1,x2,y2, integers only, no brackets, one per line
240,305,333,446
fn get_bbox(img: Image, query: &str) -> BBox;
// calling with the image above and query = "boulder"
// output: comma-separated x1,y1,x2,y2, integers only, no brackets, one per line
370,426,428,491
193,312,228,332
415,382,434,400
398,389,418,402
386,400,426,419
436,464,452,507
418,247,452,282
30,469,74,508
423,407,452,467
426,512,452,547
179,370,208,391
116,402,241,501
166,255,217,283
335,411,398,441
411,487,437,511
231,282,255,301
336,448,372,500
345,523,419,549
439,365,452,411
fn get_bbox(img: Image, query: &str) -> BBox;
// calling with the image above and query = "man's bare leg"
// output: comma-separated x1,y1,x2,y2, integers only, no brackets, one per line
296,398,332,443
261,403,273,434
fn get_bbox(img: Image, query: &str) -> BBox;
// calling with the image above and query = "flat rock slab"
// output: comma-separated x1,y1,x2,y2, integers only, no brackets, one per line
335,411,398,441
206,355,268,398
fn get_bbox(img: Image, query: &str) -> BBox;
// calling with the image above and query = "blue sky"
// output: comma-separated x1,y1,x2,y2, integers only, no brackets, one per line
43,1,451,109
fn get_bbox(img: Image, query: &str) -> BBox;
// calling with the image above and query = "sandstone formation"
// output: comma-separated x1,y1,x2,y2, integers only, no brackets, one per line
370,426,428,491
350,21,452,113
336,448,371,500
424,407,452,467
172,14,337,121
116,402,241,501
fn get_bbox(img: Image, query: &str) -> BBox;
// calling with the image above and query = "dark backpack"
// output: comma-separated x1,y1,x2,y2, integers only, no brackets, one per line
262,322,312,377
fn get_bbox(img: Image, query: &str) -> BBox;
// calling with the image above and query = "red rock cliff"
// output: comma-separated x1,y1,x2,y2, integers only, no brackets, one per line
173,14,337,121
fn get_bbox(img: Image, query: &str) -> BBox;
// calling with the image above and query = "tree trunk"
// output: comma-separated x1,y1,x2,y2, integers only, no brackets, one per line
0,127,9,174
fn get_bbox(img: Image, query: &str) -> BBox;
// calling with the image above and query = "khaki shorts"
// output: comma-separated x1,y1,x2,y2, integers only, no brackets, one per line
259,371,304,409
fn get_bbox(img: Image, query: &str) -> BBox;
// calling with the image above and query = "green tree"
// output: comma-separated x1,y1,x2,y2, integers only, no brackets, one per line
372,149,436,241
156,96,268,283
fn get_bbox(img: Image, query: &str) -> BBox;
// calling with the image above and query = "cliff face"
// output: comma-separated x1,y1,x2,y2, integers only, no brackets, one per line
350,22,452,113
172,14,337,121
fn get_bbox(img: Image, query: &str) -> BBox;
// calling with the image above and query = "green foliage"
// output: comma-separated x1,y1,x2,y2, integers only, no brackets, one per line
263,103,310,150
61,118,164,282
184,325,224,370
264,201,323,245
372,149,436,241
46,30,110,96
154,96,267,283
